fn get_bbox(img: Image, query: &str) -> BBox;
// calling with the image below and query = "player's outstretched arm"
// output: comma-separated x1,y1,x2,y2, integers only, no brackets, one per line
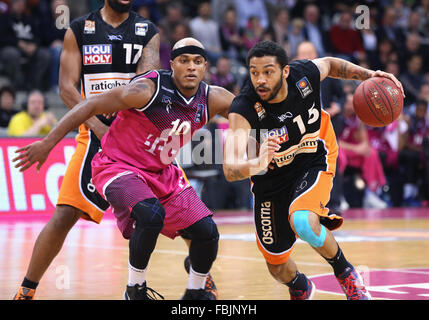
312,57,404,97
13,79,155,172
223,113,280,182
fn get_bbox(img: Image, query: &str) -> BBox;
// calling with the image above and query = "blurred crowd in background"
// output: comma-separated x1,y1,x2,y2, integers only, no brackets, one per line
0,0,428,211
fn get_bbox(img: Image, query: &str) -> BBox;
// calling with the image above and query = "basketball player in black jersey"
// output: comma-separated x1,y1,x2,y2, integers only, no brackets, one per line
224,41,403,300
13,0,163,300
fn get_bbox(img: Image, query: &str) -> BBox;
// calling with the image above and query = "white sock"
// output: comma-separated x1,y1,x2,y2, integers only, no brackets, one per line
187,266,208,290
128,262,147,286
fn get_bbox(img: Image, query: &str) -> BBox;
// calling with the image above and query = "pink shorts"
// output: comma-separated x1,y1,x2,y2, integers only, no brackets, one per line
92,152,212,239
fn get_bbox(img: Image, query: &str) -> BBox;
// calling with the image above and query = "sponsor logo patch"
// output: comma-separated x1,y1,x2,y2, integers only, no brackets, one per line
84,20,95,34
296,76,313,98
135,23,148,36
263,126,289,144
195,104,205,123
253,102,266,121
83,44,112,65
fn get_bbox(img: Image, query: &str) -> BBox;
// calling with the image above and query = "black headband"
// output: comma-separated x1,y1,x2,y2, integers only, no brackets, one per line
171,45,207,61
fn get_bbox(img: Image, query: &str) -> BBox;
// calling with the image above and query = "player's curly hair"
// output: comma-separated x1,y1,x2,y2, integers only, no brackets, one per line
246,41,289,69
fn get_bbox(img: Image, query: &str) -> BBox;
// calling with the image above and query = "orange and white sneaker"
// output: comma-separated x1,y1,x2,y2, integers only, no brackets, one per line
289,277,316,300
184,256,218,299
336,267,371,300
13,287,35,300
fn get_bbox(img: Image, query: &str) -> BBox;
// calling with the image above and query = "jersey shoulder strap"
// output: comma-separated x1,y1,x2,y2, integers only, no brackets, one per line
69,11,97,48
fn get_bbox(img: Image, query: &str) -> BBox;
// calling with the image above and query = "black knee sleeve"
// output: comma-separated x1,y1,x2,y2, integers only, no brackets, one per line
183,216,219,274
129,198,165,269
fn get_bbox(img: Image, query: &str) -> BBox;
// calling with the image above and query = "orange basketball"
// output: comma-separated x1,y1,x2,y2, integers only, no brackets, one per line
353,77,403,127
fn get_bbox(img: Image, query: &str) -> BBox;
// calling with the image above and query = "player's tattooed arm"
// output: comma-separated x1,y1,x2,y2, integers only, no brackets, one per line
312,57,405,96
226,168,247,181
137,34,161,74
312,57,374,82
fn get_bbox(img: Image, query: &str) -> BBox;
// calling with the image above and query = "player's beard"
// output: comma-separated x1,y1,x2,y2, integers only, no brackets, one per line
256,75,283,102
108,0,133,13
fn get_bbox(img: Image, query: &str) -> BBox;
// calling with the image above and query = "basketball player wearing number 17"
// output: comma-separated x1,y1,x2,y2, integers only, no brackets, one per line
223,41,404,300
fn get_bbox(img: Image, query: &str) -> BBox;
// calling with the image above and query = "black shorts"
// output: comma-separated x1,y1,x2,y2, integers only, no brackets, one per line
253,166,342,265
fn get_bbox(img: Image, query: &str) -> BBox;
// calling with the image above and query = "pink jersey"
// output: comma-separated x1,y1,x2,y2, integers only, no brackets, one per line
99,70,210,172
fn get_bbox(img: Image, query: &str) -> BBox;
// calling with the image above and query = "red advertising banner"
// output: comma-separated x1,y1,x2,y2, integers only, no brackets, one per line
0,138,78,214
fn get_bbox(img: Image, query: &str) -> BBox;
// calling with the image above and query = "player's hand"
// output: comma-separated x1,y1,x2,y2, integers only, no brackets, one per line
258,136,280,171
13,141,52,172
103,112,117,119
372,70,405,98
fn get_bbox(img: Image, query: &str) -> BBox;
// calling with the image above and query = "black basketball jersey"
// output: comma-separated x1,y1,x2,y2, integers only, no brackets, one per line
70,9,157,104
229,59,338,195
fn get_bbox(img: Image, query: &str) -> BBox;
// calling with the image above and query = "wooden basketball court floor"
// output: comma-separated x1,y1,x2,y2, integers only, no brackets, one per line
1,208,429,300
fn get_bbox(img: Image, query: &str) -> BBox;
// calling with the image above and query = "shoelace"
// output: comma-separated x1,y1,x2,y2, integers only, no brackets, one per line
142,286,165,300
341,273,364,299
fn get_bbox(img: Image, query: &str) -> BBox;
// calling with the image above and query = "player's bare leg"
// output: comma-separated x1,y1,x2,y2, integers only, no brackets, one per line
289,210,371,300
266,258,315,300
13,205,82,300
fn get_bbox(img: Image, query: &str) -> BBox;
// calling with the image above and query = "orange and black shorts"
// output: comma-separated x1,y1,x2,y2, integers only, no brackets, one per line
253,166,343,265
57,125,109,223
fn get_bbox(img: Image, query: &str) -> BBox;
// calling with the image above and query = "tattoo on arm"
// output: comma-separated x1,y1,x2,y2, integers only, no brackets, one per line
126,81,150,96
137,35,160,73
227,168,247,181
331,59,372,81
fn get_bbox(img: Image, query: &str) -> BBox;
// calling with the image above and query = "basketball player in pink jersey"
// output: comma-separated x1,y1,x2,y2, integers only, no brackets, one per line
14,38,234,300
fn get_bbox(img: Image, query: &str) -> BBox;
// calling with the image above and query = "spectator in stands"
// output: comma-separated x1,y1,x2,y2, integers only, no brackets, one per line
360,19,378,70
170,22,191,47
210,0,235,24
402,10,424,40
189,1,222,64
0,85,18,129
405,82,429,119
338,92,388,209
367,118,408,207
218,6,245,63
242,16,264,51
7,90,57,136
0,0,51,91
210,55,239,95
158,1,187,44
233,0,269,30
399,100,429,206
391,0,411,30
266,7,290,48
132,0,162,24
416,0,429,41
400,54,425,106
376,6,403,46
265,0,297,20
287,18,305,59
302,3,327,57
372,38,397,71
329,10,366,63
40,0,67,92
